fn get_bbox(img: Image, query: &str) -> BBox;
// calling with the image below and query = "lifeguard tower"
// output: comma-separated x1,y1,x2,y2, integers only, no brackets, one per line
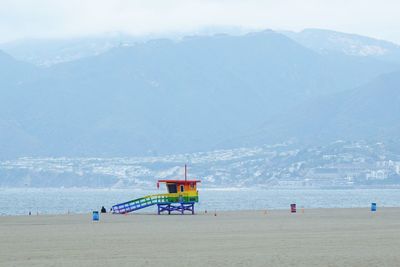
156,178,200,214
111,165,201,215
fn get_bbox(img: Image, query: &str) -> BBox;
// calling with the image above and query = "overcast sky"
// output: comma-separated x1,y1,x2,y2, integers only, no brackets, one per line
0,0,399,44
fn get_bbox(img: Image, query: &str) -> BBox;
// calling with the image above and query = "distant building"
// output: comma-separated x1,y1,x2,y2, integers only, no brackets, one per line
366,170,388,180
396,164,400,175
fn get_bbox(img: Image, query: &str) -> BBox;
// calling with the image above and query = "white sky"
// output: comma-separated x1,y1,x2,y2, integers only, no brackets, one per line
0,0,399,44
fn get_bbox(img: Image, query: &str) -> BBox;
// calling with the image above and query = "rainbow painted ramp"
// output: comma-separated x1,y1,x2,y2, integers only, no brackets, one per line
112,194,169,214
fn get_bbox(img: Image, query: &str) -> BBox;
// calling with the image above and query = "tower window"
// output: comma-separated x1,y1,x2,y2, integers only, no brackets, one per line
167,184,177,193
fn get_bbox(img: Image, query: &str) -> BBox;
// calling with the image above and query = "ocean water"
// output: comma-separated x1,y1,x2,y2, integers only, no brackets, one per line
0,188,399,215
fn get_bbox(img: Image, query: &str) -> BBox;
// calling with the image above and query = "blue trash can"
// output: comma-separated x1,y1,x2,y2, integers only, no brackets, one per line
93,211,99,221
371,203,377,212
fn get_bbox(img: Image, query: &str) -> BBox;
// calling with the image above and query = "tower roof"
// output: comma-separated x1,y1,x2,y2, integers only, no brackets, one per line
158,179,201,184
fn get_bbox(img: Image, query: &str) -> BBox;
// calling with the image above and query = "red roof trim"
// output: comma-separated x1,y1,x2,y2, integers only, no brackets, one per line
158,179,201,184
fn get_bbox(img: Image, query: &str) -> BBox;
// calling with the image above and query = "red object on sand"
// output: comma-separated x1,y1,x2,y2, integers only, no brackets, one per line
291,204,297,213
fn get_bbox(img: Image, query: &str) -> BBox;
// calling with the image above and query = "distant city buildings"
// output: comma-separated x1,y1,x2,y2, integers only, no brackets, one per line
0,140,400,188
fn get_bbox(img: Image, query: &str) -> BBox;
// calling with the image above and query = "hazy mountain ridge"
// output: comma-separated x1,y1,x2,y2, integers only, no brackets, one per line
0,27,254,67
282,29,400,63
3,28,400,66
251,71,400,144
0,34,143,67
0,30,399,158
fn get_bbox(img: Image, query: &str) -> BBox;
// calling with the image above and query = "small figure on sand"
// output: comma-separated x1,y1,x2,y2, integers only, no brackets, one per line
101,206,107,213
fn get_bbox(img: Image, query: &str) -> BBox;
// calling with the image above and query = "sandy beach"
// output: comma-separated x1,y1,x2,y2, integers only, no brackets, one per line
0,208,399,267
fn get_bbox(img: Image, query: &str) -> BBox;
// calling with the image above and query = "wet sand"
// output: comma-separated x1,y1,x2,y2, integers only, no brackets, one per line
0,208,399,267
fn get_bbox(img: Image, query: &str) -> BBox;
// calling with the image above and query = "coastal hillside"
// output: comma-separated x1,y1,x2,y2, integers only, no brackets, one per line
1,30,399,158
252,71,400,144
282,29,400,64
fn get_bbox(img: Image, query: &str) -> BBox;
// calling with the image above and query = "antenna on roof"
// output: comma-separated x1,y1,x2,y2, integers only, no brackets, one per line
185,164,187,181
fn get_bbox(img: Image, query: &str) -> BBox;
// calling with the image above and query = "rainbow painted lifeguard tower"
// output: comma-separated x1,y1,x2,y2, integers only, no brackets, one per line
112,166,200,215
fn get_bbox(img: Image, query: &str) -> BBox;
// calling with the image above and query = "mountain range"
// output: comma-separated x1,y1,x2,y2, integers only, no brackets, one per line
242,71,400,146
281,29,400,63
0,29,399,158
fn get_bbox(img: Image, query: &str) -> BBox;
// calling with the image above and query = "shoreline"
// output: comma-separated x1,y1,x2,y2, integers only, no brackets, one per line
1,205,399,217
